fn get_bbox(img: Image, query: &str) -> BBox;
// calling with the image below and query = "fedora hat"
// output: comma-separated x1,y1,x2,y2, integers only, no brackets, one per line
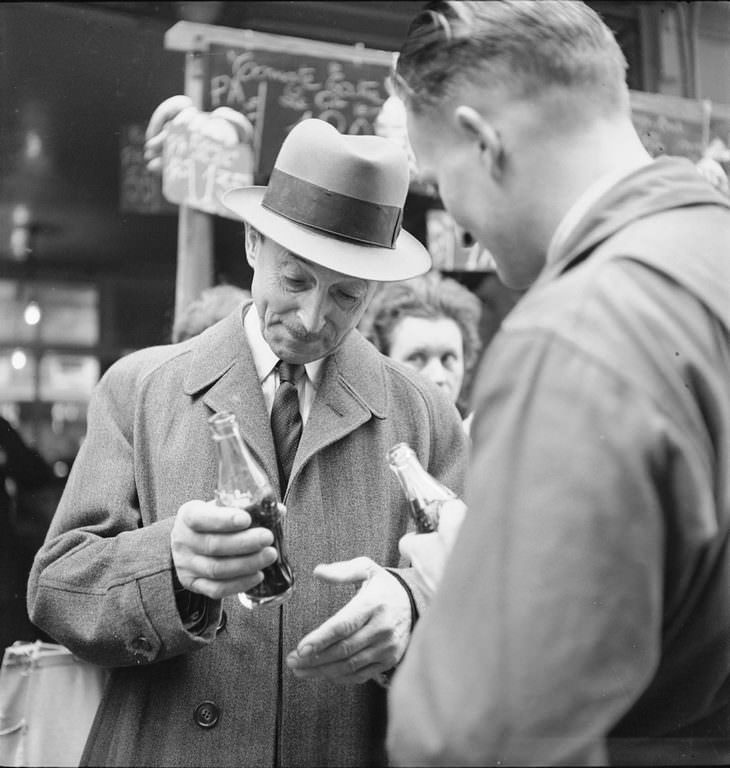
222,118,431,281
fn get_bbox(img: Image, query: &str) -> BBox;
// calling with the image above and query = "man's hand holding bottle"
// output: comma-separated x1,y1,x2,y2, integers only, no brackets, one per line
388,442,468,600
398,498,467,600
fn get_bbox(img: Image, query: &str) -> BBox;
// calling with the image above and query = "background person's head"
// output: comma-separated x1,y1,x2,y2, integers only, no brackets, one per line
223,118,431,364
360,271,482,414
394,1,645,289
172,284,251,343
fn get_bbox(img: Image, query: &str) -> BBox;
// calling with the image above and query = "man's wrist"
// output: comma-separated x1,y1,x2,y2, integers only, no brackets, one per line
385,568,420,631
171,566,209,634
375,568,420,689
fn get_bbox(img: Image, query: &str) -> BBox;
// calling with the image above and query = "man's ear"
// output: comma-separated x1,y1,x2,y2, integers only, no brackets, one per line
244,223,260,268
454,105,504,179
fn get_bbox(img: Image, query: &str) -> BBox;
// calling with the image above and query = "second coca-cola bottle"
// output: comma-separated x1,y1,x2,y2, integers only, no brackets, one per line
387,442,457,533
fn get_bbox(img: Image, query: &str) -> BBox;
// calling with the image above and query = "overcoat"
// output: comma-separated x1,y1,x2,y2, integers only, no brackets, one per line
27,306,468,767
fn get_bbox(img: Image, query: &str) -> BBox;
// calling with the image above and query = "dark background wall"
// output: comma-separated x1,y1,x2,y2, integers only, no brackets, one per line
0,1,652,353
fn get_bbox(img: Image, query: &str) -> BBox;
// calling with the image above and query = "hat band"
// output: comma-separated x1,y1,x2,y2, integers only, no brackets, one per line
262,168,402,248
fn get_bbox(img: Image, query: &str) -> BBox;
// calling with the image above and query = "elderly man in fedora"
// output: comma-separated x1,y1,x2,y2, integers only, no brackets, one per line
27,118,468,768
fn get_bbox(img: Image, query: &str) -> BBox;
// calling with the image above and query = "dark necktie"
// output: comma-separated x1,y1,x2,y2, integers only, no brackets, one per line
270,361,303,490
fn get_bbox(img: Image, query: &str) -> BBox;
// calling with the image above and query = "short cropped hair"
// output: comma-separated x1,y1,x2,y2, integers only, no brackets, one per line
359,271,482,411
395,0,628,117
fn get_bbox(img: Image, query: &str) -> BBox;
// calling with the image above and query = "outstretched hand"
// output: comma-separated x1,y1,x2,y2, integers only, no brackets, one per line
286,557,411,685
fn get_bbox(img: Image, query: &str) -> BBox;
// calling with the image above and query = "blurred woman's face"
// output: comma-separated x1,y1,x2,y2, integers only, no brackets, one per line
388,315,465,403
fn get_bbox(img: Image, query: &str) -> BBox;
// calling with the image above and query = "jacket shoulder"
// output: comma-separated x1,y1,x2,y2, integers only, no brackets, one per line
100,342,194,392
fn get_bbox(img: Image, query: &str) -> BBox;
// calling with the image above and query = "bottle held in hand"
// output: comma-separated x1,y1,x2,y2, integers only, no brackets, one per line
387,442,457,533
209,411,294,608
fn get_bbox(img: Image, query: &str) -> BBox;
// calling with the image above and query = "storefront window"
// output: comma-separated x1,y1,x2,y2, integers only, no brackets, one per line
0,279,100,474
38,285,98,346
39,354,99,402
0,349,37,401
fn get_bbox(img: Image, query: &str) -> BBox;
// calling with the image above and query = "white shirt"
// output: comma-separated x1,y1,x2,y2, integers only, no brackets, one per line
243,303,324,424
545,158,652,267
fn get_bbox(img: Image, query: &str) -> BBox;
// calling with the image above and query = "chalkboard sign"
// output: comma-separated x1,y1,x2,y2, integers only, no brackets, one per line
205,43,391,184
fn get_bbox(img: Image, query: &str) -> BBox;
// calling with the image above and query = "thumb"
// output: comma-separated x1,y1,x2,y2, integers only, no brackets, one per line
313,556,378,585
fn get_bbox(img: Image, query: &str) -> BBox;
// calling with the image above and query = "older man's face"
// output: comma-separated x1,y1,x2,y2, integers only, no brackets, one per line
251,235,378,364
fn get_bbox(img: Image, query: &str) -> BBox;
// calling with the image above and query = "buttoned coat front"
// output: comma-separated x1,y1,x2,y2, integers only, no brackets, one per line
27,306,468,768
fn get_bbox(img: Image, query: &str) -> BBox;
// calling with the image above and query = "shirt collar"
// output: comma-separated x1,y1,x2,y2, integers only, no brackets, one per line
243,303,326,387
545,159,652,267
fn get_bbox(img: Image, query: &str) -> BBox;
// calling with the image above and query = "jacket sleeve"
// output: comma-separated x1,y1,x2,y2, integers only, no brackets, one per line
27,357,220,668
387,329,666,766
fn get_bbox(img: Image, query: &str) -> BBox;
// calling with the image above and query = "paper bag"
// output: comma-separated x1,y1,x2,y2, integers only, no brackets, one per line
0,641,108,767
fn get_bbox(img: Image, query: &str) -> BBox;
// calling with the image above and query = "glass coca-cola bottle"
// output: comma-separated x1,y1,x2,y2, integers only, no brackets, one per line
208,411,294,609
387,442,457,533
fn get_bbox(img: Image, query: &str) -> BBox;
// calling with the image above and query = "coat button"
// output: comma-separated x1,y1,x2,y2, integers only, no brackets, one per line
131,636,152,653
193,701,220,729
216,610,227,634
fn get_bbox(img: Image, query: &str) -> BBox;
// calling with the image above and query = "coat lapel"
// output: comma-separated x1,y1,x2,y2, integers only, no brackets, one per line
182,305,281,492
182,311,388,499
289,331,387,490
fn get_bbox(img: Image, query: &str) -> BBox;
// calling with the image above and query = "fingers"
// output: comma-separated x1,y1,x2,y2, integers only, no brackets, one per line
183,544,279,600
289,617,391,666
177,498,255,533
188,528,276,558
288,635,396,685
187,545,279,577
293,600,371,658
171,499,278,599
286,605,406,684
172,500,275,551
312,556,378,585
186,571,266,602
172,544,279,600
287,609,399,684
293,558,378,654
286,565,412,685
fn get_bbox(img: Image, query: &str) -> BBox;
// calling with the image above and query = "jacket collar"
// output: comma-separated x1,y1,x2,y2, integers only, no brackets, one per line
182,307,247,398
182,301,388,498
540,156,730,285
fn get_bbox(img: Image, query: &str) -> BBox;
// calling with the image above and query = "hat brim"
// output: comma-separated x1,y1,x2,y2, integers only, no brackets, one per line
222,187,432,282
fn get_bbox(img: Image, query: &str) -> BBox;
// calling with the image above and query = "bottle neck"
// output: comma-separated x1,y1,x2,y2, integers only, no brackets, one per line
209,411,273,502
209,411,238,441
389,453,454,504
